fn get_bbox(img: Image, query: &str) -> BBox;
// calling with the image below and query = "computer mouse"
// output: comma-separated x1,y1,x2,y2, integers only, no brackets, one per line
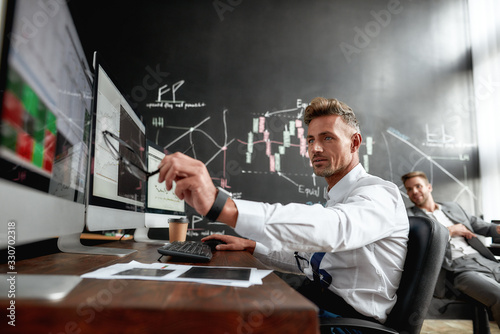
203,239,226,251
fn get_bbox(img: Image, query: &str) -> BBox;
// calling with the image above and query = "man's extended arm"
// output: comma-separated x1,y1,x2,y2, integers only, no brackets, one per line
157,152,238,226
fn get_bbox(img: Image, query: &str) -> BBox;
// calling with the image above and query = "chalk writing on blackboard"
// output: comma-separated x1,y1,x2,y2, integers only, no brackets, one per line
146,80,206,110
425,123,454,145
152,110,237,193
386,128,476,204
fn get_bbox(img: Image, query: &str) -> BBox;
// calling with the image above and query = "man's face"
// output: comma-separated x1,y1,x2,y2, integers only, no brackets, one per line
307,115,357,179
404,176,432,207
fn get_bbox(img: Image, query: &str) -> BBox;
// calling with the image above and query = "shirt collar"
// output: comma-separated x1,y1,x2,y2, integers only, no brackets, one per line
420,203,441,214
327,163,365,202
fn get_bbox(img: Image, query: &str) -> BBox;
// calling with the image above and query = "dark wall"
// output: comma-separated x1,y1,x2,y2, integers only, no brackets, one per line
69,0,481,236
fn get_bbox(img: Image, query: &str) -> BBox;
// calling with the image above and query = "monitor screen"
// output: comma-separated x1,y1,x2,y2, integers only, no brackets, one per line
0,0,92,248
86,52,146,232
145,140,186,228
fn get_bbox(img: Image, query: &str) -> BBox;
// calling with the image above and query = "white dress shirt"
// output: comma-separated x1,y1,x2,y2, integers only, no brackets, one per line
233,164,409,323
424,205,479,260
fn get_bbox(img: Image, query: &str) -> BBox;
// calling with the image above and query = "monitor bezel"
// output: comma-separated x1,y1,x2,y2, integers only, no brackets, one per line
144,139,186,228
87,51,147,214
85,51,147,233
0,0,92,250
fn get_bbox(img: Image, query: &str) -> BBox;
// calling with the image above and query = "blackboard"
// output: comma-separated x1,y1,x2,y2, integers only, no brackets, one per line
70,0,481,238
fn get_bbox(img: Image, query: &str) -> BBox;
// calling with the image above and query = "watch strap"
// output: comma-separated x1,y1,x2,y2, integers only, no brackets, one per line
205,187,230,222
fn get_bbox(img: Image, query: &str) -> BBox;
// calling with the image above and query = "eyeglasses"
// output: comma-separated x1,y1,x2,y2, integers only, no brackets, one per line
102,130,159,182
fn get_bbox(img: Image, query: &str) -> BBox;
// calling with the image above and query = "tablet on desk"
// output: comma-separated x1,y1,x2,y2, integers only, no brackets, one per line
179,267,252,281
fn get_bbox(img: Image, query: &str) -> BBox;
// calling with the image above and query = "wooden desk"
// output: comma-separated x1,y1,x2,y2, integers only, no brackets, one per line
0,240,319,334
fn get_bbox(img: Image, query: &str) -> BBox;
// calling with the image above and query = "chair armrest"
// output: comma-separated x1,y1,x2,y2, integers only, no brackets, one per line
319,317,398,334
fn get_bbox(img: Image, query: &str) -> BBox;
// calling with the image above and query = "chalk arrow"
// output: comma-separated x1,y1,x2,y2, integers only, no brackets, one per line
277,171,299,186
265,107,301,117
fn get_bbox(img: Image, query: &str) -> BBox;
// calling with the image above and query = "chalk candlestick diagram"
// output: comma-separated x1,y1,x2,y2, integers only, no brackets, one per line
236,99,329,202
148,80,323,203
150,98,328,206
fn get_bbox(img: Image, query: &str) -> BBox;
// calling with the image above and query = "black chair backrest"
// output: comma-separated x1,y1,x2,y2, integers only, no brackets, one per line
385,216,448,334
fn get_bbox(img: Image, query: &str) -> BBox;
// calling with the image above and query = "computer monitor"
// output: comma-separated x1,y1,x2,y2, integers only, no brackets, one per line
143,140,186,231
85,52,147,250
87,55,186,244
0,0,92,250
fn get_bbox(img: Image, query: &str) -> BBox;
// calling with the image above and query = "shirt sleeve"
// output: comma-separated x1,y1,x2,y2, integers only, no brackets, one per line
452,202,500,237
253,242,306,274
233,180,405,253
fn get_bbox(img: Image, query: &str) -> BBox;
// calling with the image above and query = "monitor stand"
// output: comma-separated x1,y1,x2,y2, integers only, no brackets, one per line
133,227,167,244
0,274,82,300
57,233,137,256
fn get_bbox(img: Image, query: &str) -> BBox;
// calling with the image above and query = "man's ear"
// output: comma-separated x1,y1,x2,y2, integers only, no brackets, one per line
351,133,362,153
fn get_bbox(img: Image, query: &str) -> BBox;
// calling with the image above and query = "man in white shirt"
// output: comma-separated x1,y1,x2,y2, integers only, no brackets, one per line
402,171,500,328
158,97,409,323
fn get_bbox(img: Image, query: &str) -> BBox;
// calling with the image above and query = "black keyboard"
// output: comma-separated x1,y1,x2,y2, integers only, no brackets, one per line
157,241,213,263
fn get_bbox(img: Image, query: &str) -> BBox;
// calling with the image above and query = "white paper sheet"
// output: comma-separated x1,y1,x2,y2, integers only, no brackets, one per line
81,261,272,288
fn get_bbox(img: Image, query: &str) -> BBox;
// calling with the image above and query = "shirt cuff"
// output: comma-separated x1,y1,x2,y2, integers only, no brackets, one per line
233,199,267,240
253,241,270,256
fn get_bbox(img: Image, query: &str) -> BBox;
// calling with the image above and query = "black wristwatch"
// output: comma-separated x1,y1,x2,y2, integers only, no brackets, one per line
205,187,231,222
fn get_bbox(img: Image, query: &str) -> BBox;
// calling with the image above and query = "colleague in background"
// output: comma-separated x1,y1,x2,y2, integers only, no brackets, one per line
159,97,409,324
402,171,500,328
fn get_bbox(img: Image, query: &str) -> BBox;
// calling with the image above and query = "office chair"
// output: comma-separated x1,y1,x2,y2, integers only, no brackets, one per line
435,271,491,334
320,216,449,334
